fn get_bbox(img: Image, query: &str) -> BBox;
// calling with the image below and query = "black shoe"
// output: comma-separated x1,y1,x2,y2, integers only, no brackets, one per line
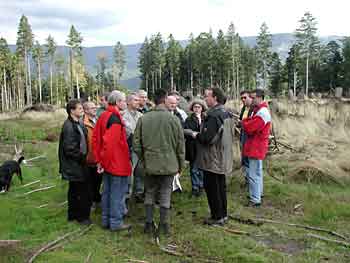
111,223,131,232
77,219,92,226
245,201,261,208
192,189,201,197
135,194,144,204
144,222,155,235
203,217,225,226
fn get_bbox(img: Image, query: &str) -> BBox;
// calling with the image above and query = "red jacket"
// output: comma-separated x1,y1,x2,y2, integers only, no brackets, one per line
242,101,271,160
92,106,131,176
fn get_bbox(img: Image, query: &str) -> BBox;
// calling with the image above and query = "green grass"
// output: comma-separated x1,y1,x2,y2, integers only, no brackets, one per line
1,118,350,263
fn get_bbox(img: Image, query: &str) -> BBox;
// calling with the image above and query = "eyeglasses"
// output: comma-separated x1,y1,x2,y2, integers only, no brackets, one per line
240,96,247,100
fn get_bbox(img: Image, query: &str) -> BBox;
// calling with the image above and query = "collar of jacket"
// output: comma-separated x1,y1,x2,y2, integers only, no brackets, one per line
208,104,224,114
253,101,268,113
154,104,168,111
107,105,125,125
68,115,80,124
83,114,95,128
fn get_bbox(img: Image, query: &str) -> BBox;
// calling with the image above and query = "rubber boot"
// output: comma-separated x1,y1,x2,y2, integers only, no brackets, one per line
144,205,154,234
159,207,170,236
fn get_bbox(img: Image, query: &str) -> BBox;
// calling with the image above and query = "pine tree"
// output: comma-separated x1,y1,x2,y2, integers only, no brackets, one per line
342,37,350,95
286,44,302,96
165,34,182,90
138,37,152,93
0,38,11,111
270,52,282,96
113,41,126,88
16,15,33,105
256,22,272,90
32,41,44,103
295,11,320,97
45,35,57,104
66,25,83,98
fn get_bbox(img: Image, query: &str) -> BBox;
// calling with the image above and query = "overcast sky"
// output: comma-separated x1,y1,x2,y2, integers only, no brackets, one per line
0,0,348,47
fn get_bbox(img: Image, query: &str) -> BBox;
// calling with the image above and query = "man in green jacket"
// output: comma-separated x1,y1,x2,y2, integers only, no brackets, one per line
133,89,185,236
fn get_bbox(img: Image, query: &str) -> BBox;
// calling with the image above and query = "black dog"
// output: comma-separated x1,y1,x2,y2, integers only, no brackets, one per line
0,156,24,192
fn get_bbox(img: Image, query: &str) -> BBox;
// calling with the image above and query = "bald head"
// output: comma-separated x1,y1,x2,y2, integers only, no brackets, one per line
165,95,177,112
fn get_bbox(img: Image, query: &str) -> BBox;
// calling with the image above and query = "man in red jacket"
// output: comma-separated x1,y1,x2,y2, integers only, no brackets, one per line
92,90,132,231
241,89,271,207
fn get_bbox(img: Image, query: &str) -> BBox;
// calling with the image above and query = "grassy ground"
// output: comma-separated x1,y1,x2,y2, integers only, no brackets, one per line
1,117,350,263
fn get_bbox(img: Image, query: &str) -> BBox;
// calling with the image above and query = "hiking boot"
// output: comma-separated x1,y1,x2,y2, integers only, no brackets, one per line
77,219,92,226
110,223,131,232
158,223,170,236
203,217,225,226
245,201,261,208
144,222,155,235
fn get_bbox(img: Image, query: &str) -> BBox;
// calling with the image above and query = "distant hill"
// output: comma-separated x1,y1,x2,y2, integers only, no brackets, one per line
9,33,344,90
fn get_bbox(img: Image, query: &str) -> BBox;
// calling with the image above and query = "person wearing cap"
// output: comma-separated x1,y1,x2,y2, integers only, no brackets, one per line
184,99,207,197
241,89,271,207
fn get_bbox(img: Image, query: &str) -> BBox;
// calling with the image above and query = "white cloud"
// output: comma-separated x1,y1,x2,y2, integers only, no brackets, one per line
0,0,349,46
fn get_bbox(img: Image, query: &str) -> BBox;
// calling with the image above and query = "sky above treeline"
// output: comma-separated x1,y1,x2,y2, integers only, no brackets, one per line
0,0,348,47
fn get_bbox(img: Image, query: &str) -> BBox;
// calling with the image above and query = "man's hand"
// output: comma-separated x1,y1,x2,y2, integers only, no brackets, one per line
97,163,104,174
192,132,198,138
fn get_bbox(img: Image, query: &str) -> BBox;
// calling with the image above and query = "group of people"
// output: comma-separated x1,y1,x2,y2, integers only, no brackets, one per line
58,86,271,235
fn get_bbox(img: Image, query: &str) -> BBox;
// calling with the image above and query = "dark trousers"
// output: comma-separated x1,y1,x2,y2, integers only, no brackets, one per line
203,171,227,220
67,180,91,222
88,166,102,203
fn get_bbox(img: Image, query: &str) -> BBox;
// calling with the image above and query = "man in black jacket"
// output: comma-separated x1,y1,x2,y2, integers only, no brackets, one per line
59,99,91,225
194,88,233,226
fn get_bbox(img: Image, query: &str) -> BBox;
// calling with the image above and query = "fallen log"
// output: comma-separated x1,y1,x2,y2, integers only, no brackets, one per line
307,233,350,248
255,218,349,241
27,225,93,263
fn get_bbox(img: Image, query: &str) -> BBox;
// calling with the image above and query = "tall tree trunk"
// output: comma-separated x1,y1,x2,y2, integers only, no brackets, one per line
27,52,32,105
306,52,309,97
145,73,148,94
293,69,297,97
38,58,42,103
210,66,213,87
190,70,193,91
24,48,29,105
3,68,7,111
152,71,155,94
113,64,116,88
76,75,80,99
170,71,174,91
159,66,162,90
50,62,53,104
56,74,59,105
69,48,73,98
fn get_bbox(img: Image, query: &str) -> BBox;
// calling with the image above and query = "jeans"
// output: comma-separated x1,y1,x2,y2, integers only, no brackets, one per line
190,162,203,192
247,158,263,204
101,173,129,230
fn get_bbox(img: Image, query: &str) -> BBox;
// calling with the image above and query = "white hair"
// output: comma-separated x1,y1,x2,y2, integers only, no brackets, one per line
108,90,125,105
137,89,147,97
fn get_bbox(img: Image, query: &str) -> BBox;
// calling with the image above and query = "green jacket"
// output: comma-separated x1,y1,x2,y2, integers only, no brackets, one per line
133,104,185,176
